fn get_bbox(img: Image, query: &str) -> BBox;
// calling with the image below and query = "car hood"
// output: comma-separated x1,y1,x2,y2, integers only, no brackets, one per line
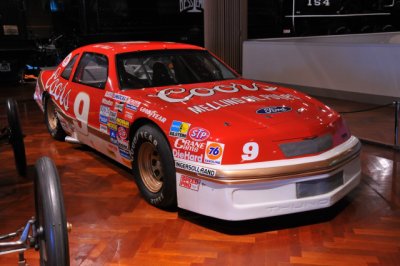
125,79,339,141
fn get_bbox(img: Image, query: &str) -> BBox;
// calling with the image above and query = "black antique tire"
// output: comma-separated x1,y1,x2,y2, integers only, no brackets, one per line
6,98,27,176
132,124,177,208
34,157,69,266
44,95,66,141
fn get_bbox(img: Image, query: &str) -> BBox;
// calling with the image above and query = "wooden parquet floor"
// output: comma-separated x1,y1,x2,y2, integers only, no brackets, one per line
0,84,399,265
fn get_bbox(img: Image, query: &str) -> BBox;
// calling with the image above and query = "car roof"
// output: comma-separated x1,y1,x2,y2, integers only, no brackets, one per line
78,41,205,55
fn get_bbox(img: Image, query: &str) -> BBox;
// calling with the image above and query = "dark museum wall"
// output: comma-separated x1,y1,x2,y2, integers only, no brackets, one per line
1,0,400,80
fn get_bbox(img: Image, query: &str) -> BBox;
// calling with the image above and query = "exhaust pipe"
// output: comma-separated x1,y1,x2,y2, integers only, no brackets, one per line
65,136,81,144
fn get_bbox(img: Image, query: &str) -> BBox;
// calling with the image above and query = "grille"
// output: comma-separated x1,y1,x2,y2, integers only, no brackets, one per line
296,171,344,199
279,134,333,158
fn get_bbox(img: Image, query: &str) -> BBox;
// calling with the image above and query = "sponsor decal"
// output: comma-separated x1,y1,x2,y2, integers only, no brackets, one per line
109,110,117,123
173,149,203,162
45,67,71,111
102,98,114,106
188,94,300,114
99,114,108,124
116,118,129,128
126,99,141,111
126,104,138,111
118,139,129,150
115,102,124,112
110,129,118,144
113,93,129,103
107,143,118,153
110,129,117,139
100,124,108,134
118,126,128,140
189,127,210,141
107,122,117,131
174,138,205,152
139,107,167,123
119,149,131,160
124,112,134,120
175,161,216,177
61,53,72,67
100,105,110,117
105,91,114,98
256,106,292,114
179,174,201,191
204,141,225,165
169,120,191,138
148,82,278,103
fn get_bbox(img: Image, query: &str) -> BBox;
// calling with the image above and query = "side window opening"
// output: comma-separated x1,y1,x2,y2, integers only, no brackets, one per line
60,54,79,80
72,52,108,89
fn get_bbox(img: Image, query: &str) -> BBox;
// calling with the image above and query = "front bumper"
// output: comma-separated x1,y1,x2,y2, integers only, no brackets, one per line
176,136,361,220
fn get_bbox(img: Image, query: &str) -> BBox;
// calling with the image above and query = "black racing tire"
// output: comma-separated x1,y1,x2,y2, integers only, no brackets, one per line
6,98,27,177
34,156,70,266
131,124,177,209
44,95,66,141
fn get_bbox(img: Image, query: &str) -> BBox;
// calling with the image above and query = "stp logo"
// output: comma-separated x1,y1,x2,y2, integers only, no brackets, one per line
204,141,225,165
189,127,210,141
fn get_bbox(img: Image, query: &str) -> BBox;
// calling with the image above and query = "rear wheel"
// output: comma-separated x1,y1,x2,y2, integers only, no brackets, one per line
34,156,69,266
132,124,177,208
44,95,66,140
6,98,27,177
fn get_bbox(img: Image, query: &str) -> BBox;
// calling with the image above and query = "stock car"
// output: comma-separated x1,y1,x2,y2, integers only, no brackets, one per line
34,42,361,220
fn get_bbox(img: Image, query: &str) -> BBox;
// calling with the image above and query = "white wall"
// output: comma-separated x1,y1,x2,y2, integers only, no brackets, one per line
243,32,400,100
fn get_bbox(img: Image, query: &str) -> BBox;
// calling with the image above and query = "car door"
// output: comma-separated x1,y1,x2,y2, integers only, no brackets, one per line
70,52,111,150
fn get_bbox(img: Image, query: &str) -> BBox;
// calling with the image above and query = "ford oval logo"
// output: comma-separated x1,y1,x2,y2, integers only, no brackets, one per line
256,106,292,114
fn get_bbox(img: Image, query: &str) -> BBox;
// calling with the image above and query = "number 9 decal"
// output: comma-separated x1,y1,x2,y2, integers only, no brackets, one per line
241,142,259,161
73,92,90,135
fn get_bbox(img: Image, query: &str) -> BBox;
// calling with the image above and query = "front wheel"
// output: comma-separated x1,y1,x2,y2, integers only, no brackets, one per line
131,124,177,209
44,95,66,141
34,156,70,266
6,98,27,176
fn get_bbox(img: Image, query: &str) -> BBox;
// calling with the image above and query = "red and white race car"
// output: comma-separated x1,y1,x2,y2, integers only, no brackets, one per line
34,42,361,220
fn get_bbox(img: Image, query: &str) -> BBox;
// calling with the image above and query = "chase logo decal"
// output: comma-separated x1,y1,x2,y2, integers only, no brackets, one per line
204,141,224,165
256,106,292,114
169,120,191,138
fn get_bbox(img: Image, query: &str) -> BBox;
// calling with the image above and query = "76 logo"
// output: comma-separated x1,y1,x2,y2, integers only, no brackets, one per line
204,142,225,165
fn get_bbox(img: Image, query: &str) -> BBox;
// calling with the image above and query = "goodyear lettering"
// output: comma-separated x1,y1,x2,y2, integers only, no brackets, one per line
139,107,166,123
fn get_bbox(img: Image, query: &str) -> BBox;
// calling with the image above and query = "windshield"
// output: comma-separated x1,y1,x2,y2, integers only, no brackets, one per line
116,50,238,89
